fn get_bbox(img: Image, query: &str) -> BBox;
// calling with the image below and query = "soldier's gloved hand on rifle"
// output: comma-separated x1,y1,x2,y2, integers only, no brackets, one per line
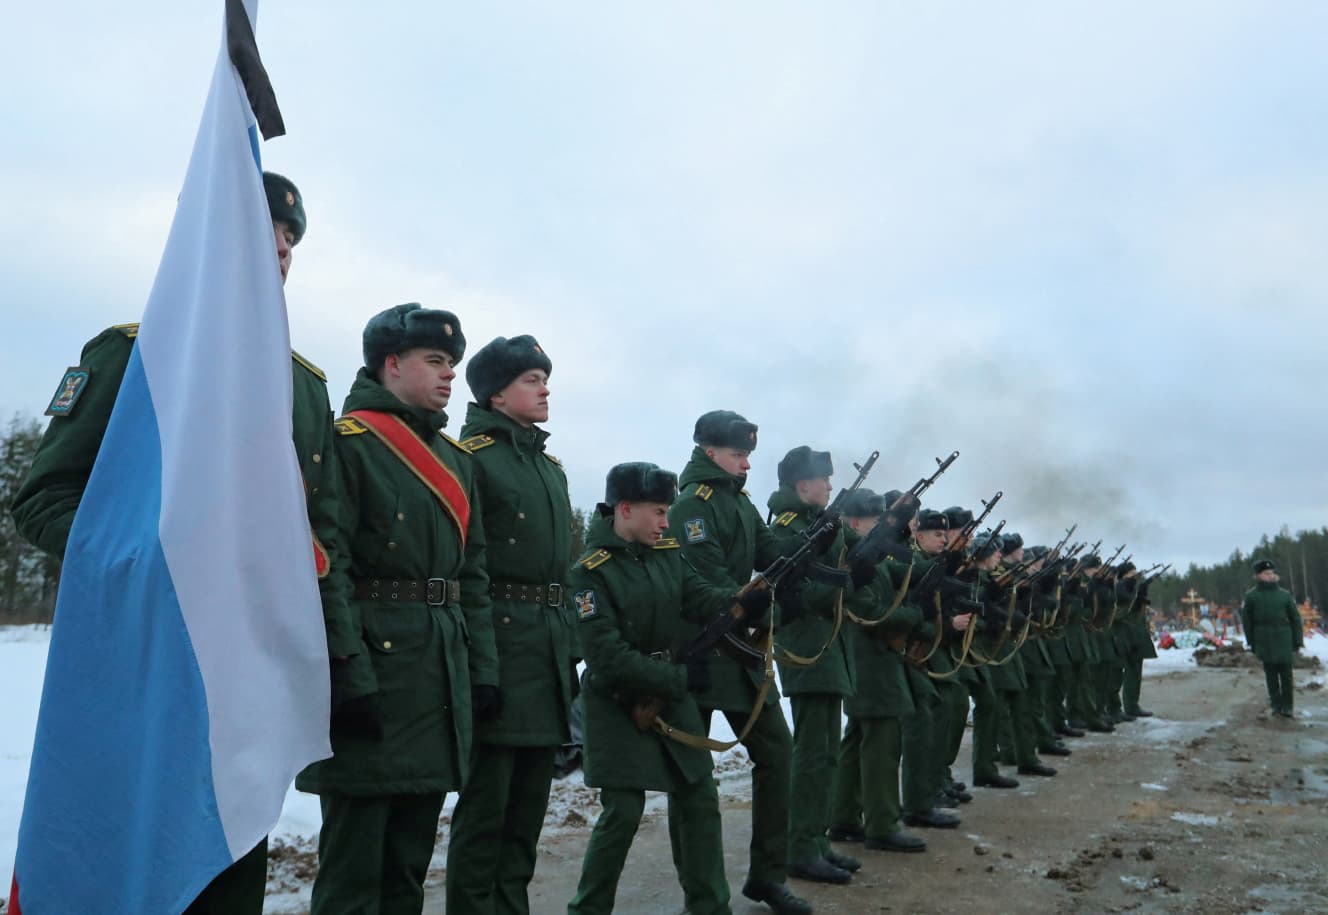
684,654,711,693
736,587,774,625
807,518,841,557
329,656,385,741
776,582,809,624
471,684,503,722
849,557,877,590
982,603,1009,635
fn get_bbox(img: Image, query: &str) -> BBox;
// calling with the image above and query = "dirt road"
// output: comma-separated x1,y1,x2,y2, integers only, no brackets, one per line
261,663,1327,914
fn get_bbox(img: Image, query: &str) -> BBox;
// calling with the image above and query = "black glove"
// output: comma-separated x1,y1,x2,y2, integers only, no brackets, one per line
807,518,840,557
472,684,503,722
684,655,711,693
331,693,384,741
849,558,877,590
777,583,808,624
737,588,774,625
329,656,384,741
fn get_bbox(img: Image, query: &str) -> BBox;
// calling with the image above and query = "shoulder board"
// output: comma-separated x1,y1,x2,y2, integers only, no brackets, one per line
579,549,612,570
654,537,680,550
694,483,714,501
290,349,327,381
335,416,368,436
112,322,140,338
460,434,496,453
543,451,562,466
439,432,469,452
740,488,750,497
775,511,798,527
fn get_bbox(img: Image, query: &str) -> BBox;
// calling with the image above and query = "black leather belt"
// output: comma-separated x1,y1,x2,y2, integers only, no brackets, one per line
489,581,564,608
354,577,460,606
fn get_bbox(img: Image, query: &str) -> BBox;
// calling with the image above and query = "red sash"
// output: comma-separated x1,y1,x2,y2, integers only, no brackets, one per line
346,410,472,546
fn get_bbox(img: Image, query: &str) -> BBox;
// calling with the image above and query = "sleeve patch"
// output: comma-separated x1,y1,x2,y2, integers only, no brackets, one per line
574,589,599,620
684,518,707,543
775,511,798,527
45,367,91,417
654,537,681,549
335,416,368,436
580,549,612,570
461,434,495,453
695,484,714,501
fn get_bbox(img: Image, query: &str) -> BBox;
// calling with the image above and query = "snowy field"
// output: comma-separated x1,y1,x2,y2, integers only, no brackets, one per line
2,624,1325,911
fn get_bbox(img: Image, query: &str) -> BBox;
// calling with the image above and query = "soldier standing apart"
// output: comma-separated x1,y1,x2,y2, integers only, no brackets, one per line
297,304,500,914
668,411,813,915
767,446,863,885
567,463,747,915
447,336,576,914
11,175,350,915
1241,559,1303,719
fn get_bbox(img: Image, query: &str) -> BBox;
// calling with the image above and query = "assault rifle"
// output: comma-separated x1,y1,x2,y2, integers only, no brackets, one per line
630,451,879,731
847,450,959,566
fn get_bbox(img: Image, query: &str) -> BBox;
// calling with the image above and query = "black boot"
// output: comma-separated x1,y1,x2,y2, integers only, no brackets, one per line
788,856,851,885
742,879,814,915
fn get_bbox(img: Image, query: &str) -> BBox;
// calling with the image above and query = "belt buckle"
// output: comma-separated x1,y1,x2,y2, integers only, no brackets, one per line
426,578,448,606
546,583,563,607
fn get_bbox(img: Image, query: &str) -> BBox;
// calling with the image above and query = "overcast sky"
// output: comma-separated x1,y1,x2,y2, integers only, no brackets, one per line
2,1,1324,570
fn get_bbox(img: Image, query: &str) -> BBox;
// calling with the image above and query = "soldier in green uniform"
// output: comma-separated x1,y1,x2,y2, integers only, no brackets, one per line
1065,555,1114,733
895,501,961,831
446,335,576,914
829,491,929,853
297,304,501,914
1001,537,1070,760
1118,564,1157,718
1241,559,1304,718
1088,565,1126,724
1035,548,1084,742
911,509,974,809
567,462,764,915
766,446,867,885
1022,546,1072,757
10,174,352,915
667,411,812,915
942,512,1017,790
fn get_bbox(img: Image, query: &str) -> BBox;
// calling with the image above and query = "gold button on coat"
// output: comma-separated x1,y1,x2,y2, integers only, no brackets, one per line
383,640,393,649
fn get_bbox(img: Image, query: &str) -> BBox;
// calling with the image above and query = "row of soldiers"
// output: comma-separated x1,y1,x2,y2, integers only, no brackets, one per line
10,171,1166,915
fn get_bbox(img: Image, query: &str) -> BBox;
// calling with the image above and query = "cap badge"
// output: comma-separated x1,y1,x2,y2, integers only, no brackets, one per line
285,190,295,206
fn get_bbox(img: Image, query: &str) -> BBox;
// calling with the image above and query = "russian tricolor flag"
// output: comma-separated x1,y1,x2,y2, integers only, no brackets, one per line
9,2,331,912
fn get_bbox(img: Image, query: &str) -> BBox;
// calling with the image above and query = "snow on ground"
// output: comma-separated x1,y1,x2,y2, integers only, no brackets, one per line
1143,641,1199,674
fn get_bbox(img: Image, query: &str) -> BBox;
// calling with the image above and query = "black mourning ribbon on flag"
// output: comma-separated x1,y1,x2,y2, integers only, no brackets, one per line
226,0,285,139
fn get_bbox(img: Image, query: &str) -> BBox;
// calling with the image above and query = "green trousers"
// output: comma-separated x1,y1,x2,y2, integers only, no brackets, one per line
685,702,792,884
1051,664,1073,728
1263,663,1294,713
1027,674,1059,750
901,693,940,815
311,793,444,915
569,781,730,915
1070,662,1106,727
788,694,842,863
446,743,557,914
183,838,267,915
967,672,1001,780
1121,657,1145,713
995,687,1038,767
1104,662,1125,716
831,716,904,838
936,680,969,787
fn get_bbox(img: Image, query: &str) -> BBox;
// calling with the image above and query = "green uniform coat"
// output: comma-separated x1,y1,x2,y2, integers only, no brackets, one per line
459,403,576,745
296,369,499,797
766,485,853,698
841,533,919,720
571,510,730,792
1241,582,1303,665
